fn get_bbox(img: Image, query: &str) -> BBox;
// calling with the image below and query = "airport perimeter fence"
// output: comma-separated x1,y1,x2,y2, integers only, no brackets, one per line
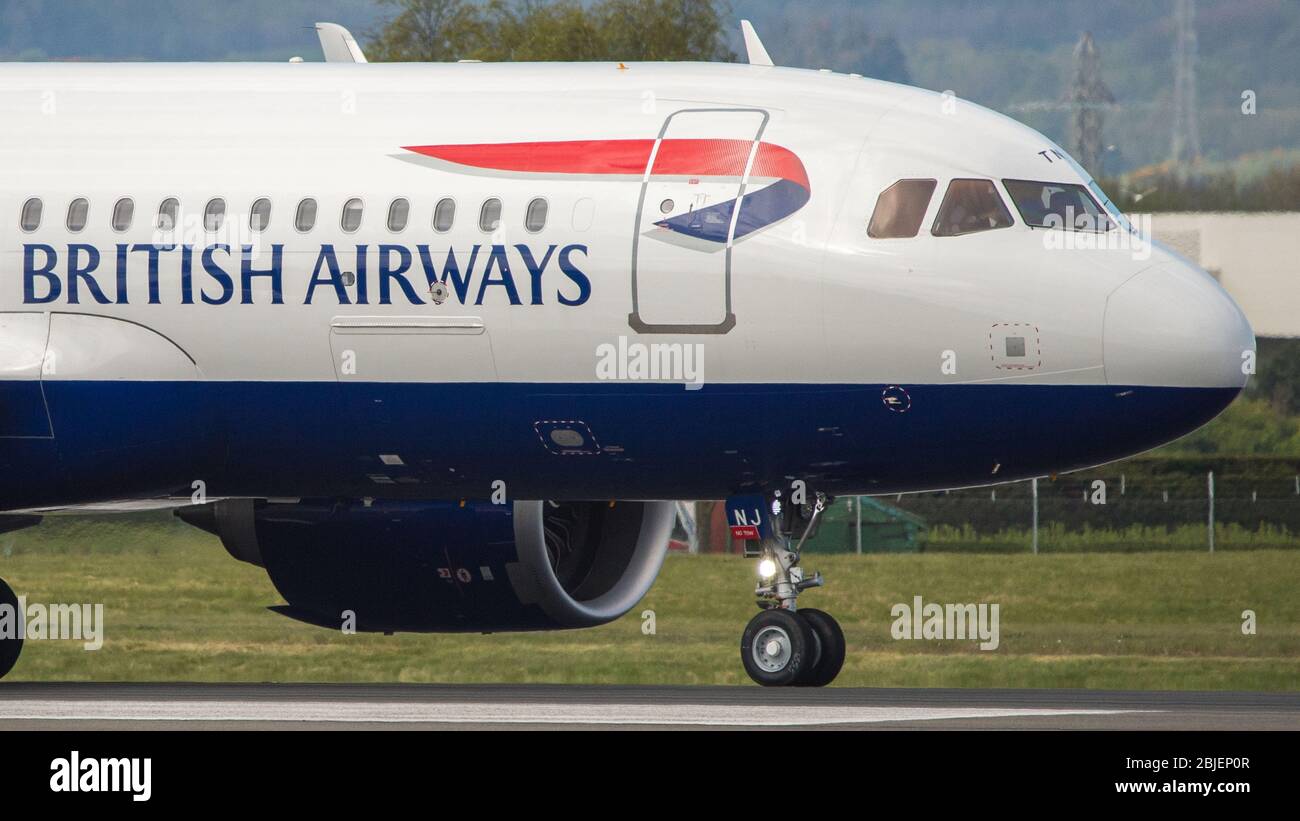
814,457,1300,554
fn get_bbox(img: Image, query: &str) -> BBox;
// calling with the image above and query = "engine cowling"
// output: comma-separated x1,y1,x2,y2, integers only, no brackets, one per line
176,499,674,633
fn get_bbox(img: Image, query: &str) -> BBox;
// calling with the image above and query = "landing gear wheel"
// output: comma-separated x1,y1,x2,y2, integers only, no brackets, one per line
0,576,21,680
795,608,845,687
741,609,814,687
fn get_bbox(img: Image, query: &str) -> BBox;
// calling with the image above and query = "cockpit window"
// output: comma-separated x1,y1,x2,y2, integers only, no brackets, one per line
1002,179,1114,232
1087,180,1132,232
868,179,937,239
931,179,1013,237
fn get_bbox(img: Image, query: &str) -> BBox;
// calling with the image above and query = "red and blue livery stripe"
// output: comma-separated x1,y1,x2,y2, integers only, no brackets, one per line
402,139,811,243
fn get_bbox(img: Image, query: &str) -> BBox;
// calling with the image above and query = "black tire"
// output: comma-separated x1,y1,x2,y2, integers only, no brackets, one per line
741,608,814,687
795,608,845,687
802,617,823,678
0,576,22,680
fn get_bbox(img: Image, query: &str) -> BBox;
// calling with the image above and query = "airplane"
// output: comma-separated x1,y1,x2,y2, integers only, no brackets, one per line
0,21,1254,686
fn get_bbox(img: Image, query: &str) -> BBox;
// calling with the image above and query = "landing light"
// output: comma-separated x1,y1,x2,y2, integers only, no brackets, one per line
757,558,777,580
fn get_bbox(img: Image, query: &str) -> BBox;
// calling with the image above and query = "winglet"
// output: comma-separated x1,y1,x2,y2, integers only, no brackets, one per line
315,22,368,63
741,20,774,67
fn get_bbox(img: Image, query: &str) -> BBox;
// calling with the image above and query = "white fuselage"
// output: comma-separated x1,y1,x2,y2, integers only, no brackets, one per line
0,61,1253,507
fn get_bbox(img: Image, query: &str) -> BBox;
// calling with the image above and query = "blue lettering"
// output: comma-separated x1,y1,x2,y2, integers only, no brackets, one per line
515,244,557,306
476,245,521,305
304,245,350,305
115,244,129,304
241,244,284,305
181,245,195,304
200,244,234,305
68,244,109,305
354,246,369,305
22,244,60,304
15,242,591,309
131,244,172,305
417,245,480,304
378,245,423,305
557,244,591,307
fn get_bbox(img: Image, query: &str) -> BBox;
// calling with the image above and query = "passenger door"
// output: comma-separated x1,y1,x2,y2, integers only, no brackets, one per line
629,108,769,334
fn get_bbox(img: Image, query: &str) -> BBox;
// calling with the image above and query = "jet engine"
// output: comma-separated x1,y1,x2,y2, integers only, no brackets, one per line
175,499,674,633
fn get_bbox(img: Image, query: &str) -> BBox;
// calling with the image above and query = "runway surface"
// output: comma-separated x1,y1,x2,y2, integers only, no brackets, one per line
0,683,1296,729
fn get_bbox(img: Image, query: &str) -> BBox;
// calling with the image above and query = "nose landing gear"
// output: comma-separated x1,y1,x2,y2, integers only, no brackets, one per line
0,576,22,680
737,492,846,687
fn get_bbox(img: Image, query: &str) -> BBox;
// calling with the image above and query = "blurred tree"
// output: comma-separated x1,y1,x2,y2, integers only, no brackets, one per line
366,0,734,62
1252,338,1300,418
1160,396,1300,457
475,0,609,61
859,33,910,84
366,0,485,62
1106,165,1300,213
776,6,910,83
596,0,734,62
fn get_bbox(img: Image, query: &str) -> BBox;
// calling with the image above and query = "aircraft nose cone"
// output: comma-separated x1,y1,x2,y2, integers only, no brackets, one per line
1104,261,1255,391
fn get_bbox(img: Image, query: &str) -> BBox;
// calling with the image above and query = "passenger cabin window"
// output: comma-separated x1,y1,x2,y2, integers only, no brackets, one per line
111,198,134,232
867,179,937,238
433,198,455,233
157,198,180,231
479,198,502,233
931,179,1013,237
341,198,363,233
66,198,88,233
20,198,42,232
250,198,272,232
204,198,226,232
295,198,317,232
387,198,410,232
1002,179,1114,232
525,198,548,233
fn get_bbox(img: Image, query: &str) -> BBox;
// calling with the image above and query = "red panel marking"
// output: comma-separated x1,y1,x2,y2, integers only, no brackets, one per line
405,140,653,176
402,139,809,190
730,524,761,540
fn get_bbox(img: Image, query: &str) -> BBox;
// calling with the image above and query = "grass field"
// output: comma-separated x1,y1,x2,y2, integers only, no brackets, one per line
1,515,1298,689
925,522,1300,553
